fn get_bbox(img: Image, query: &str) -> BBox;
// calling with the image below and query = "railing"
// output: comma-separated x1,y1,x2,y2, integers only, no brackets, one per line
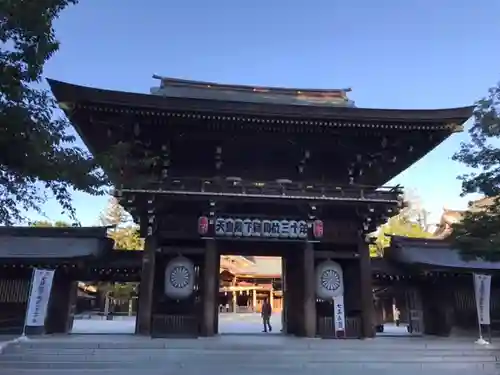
151,314,199,337
317,316,362,338
74,312,135,321
117,177,403,203
0,317,24,335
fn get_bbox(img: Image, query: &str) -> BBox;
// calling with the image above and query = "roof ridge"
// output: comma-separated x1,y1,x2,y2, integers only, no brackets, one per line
152,75,352,95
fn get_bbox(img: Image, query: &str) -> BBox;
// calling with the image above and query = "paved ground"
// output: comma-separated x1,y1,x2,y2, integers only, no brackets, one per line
72,313,286,334
71,313,410,336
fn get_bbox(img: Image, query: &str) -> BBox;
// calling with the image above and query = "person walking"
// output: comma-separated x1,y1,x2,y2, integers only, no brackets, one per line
394,307,401,327
261,298,273,333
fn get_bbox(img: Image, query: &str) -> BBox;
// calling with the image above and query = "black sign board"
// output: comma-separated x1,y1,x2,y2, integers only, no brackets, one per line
198,216,324,241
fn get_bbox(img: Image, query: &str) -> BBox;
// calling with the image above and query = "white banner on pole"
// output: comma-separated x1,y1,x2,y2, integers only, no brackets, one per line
25,269,55,327
473,273,491,325
333,295,346,333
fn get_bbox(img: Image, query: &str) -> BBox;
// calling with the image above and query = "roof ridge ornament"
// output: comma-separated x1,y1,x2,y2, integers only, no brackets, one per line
150,74,356,107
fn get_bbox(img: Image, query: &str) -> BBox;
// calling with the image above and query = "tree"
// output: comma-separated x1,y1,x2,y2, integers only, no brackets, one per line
99,197,144,250
31,220,71,227
0,0,109,225
370,215,433,257
97,197,143,311
451,83,500,260
370,193,433,257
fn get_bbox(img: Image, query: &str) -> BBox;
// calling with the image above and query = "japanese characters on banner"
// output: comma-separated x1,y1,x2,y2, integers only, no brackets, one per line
164,256,195,299
334,295,346,334
473,273,492,325
198,216,324,241
25,268,55,327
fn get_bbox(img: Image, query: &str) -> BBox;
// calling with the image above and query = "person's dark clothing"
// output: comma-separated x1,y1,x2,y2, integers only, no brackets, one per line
262,301,272,317
262,316,272,332
261,301,272,332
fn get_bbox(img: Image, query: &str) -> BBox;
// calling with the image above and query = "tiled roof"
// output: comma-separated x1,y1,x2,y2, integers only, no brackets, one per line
242,256,282,276
219,256,282,276
433,197,498,239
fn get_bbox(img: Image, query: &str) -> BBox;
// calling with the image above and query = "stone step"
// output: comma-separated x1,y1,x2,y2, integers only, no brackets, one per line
0,359,497,371
0,363,497,375
5,343,499,353
2,337,499,374
5,338,498,351
1,351,497,362
4,346,498,359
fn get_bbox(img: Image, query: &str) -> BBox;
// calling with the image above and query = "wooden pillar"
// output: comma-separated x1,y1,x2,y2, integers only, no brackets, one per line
202,239,218,336
252,289,257,312
269,287,274,309
45,271,77,335
303,241,316,337
136,234,157,335
358,237,374,338
281,256,287,333
232,291,238,313
286,252,299,335
421,281,453,336
213,252,220,334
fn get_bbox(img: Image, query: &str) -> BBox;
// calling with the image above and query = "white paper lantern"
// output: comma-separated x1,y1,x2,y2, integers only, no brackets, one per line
315,260,344,299
164,256,195,299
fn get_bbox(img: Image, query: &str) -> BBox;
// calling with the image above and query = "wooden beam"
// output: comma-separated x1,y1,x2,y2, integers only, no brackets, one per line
314,250,358,259
159,247,204,254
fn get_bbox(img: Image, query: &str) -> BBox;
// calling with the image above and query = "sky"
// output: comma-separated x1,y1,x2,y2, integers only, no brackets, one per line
34,0,500,226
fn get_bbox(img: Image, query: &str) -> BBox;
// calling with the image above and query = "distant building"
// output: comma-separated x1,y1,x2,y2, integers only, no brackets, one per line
219,256,282,313
433,196,497,238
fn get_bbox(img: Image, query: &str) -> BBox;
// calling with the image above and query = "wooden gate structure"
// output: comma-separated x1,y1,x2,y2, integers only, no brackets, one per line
0,76,478,338
1,229,500,337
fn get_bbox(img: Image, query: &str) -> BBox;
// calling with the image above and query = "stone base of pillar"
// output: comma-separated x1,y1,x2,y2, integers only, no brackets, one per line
24,326,44,336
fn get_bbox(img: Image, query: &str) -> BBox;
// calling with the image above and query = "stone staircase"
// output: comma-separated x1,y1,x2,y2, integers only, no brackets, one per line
0,335,499,375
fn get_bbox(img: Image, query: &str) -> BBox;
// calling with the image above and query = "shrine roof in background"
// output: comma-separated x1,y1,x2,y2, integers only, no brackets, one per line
240,256,282,276
433,197,498,239
219,255,250,275
386,236,500,271
77,289,96,299
433,208,464,239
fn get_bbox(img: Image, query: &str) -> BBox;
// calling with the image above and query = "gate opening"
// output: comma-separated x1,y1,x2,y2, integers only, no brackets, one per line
71,281,138,335
373,287,417,337
218,255,283,335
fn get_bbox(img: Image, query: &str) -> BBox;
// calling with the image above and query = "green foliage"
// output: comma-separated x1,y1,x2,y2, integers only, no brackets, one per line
370,213,432,257
100,197,144,250
97,281,137,302
451,83,500,260
0,0,109,225
31,220,71,227
451,201,500,261
108,282,138,301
